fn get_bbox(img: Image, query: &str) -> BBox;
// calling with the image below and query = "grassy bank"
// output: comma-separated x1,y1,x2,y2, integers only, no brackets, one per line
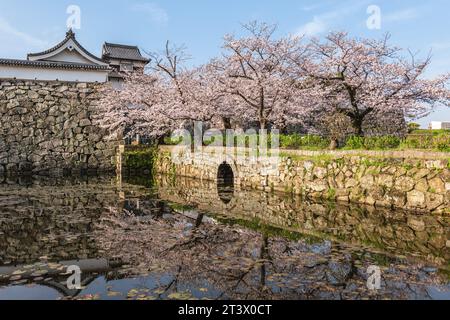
163,131,450,152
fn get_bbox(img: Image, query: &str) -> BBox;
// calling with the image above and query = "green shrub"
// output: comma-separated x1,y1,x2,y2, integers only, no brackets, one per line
279,133,303,149
409,129,450,135
401,136,426,149
163,136,183,145
280,134,330,150
367,136,401,149
407,123,421,133
344,136,401,150
401,132,450,151
433,133,450,152
161,130,449,152
344,136,365,149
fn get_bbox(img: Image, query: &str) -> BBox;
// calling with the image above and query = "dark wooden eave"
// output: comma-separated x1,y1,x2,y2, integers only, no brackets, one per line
102,42,150,63
0,58,110,71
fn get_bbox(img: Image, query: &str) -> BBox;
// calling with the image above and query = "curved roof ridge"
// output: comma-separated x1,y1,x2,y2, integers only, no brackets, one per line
27,30,73,59
27,29,107,65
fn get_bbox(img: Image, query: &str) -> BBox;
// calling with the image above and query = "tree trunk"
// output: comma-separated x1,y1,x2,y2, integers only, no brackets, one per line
259,235,269,289
158,135,166,145
195,213,204,228
352,117,364,136
222,117,232,130
259,119,267,131
329,139,338,150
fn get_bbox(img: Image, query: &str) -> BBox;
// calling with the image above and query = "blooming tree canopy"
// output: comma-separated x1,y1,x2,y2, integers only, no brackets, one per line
297,32,450,135
97,42,221,140
96,24,450,141
212,21,310,130
96,72,168,139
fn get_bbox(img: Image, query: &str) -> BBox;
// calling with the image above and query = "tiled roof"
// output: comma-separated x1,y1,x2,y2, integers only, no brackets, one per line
0,58,110,71
102,43,150,62
27,29,106,65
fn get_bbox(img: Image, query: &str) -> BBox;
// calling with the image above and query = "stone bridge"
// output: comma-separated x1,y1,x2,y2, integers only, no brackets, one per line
155,146,450,214
155,145,281,187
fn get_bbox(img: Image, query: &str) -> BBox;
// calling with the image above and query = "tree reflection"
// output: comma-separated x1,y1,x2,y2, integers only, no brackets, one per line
0,175,447,300
94,203,448,300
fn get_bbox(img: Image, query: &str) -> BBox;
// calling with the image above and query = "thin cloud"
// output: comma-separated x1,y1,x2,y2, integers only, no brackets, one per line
295,9,343,37
300,1,334,12
430,42,450,50
295,1,369,37
0,17,47,48
131,2,169,26
384,8,419,23
301,4,324,12
296,16,328,36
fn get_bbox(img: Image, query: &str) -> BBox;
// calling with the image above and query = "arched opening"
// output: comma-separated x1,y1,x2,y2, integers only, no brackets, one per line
217,162,234,204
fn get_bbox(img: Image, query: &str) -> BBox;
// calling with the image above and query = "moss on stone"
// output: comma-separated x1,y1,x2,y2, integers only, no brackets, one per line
123,147,158,173
280,152,338,164
327,188,336,199
361,159,389,168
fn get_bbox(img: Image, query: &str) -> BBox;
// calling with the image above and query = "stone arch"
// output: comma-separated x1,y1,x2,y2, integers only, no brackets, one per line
217,162,235,205
214,154,238,183
217,162,234,184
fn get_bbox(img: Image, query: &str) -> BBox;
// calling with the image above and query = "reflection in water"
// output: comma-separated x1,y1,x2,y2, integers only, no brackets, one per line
0,258,123,298
217,162,234,204
158,176,449,267
0,174,448,300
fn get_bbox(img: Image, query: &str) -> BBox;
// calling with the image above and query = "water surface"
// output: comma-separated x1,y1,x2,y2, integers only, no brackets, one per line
0,174,448,300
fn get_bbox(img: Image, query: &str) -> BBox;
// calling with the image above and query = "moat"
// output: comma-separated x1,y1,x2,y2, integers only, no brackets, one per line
0,174,448,300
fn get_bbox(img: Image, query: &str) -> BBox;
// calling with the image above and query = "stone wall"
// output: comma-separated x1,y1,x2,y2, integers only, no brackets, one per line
0,79,117,175
155,146,450,214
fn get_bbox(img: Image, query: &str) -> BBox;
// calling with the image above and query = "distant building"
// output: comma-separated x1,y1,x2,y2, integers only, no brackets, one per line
0,30,110,83
102,43,150,88
0,29,149,84
429,121,450,130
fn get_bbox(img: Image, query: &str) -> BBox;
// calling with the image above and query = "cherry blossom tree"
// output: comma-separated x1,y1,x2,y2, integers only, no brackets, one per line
296,32,450,136
96,72,168,140
213,21,311,131
146,42,217,124
96,42,220,140
200,61,243,130
97,25,450,141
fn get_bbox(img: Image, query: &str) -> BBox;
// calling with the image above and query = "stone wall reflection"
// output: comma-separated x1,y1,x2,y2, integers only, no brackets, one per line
0,176,150,265
0,174,448,270
156,175,449,266
0,175,448,299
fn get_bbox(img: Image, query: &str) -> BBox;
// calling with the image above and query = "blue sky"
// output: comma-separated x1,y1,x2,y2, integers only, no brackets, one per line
0,0,449,127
